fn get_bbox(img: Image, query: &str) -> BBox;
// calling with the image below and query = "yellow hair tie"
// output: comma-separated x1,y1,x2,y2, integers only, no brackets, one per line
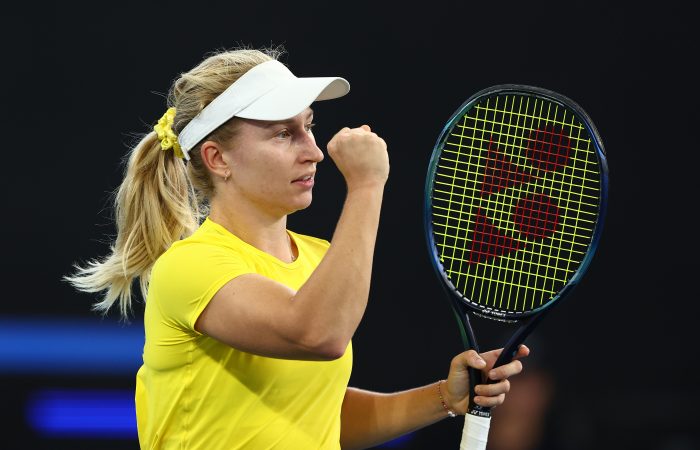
154,107,185,159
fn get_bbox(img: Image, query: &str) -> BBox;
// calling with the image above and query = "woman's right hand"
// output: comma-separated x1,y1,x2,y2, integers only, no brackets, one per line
327,125,389,191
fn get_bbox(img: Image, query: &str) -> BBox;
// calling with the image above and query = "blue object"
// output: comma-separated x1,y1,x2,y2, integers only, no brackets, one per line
377,432,415,448
0,316,143,374
26,389,137,438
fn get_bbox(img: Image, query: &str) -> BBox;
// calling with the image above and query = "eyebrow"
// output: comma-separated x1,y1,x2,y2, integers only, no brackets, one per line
261,108,314,128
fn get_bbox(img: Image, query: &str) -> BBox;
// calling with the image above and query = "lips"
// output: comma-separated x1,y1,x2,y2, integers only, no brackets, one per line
292,174,314,183
292,173,315,189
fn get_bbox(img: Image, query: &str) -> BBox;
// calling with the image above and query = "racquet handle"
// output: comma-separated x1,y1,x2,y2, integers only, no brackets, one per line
460,414,491,450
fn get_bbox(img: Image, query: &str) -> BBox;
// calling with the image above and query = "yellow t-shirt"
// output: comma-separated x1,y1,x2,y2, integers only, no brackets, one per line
136,217,352,450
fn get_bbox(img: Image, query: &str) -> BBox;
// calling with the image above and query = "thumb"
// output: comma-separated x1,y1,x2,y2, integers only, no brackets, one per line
454,350,487,373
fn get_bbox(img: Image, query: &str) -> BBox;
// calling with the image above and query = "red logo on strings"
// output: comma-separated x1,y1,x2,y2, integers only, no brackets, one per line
465,126,570,264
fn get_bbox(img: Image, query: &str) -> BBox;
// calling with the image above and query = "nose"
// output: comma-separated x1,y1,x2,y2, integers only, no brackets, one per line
298,132,324,164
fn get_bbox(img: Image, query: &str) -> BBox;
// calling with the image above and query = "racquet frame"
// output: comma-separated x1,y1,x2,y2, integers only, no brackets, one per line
424,85,609,420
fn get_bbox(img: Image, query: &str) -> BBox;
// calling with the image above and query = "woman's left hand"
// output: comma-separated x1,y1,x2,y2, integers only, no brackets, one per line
442,345,530,415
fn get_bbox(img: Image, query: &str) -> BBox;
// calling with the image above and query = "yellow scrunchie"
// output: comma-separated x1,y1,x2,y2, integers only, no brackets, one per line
154,107,185,159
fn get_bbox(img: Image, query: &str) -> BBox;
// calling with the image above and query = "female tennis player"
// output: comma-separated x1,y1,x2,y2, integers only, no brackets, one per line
66,47,528,450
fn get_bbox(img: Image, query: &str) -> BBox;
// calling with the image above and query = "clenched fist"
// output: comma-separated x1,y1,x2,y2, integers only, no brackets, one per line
327,125,389,191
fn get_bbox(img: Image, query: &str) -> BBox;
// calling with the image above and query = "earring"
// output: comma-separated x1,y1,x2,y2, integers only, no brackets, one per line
223,171,230,182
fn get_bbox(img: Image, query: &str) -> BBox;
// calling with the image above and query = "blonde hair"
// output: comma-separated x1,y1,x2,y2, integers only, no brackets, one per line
65,47,282,318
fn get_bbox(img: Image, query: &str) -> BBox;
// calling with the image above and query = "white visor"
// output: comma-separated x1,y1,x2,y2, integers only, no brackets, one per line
177,60,350,160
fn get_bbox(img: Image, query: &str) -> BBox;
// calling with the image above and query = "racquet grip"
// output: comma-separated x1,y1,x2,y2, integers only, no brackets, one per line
459,414,491,450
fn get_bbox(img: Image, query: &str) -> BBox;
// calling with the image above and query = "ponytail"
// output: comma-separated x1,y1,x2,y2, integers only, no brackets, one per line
66,47,281,318
65,131,200,317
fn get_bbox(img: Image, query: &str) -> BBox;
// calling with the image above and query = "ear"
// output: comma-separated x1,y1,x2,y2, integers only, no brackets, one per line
199,140,230,179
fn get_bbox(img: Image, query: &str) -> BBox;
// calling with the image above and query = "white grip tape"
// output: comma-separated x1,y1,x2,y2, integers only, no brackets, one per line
459,414,491,450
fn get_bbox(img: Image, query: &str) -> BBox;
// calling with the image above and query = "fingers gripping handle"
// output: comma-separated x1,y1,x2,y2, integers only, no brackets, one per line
460,414,491,450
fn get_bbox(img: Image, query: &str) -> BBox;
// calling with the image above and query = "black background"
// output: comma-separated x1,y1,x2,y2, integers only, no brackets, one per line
1,1,698,449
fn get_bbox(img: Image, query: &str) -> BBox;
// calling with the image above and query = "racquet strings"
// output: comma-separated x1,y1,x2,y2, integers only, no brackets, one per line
430,93,602,315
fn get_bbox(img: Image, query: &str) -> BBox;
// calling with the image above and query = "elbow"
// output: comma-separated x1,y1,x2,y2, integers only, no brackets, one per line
289,315,354,361
299,333,350,361
314,341,349,360
288,306,352,360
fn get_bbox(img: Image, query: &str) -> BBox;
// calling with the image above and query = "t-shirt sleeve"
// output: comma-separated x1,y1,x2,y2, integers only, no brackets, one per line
149,243,253,332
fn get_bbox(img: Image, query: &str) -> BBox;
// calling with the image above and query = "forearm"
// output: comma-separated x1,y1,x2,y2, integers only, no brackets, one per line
340,383,449,450
292,185,384,353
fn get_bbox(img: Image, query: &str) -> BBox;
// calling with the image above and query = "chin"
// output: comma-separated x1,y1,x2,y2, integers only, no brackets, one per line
292,194,314,212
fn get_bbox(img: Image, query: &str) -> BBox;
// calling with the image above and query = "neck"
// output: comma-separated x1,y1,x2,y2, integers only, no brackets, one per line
209,193,297,263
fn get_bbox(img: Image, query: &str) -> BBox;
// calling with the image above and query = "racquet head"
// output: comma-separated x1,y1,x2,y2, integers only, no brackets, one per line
425,85,608,322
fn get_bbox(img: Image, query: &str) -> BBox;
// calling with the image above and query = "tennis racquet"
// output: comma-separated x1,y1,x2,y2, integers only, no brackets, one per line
424,85,608,450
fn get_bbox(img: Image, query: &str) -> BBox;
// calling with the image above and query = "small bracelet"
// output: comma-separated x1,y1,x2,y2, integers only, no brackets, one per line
438,380,457,418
